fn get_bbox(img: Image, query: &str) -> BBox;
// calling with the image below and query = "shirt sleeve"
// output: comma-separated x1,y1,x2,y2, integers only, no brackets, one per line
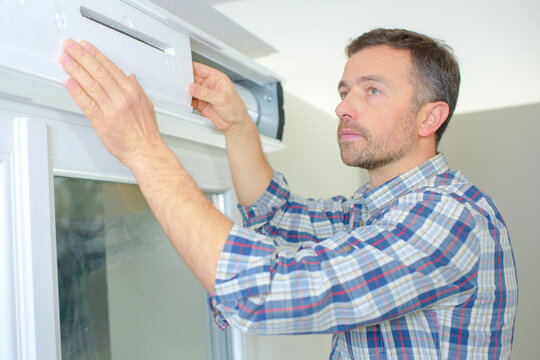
209,190,481,335
237,170,353,244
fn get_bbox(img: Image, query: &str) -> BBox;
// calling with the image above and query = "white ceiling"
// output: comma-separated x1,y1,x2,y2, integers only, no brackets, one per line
206,0,540,117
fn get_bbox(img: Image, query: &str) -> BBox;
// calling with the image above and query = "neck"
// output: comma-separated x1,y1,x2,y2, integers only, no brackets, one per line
367,147,437,189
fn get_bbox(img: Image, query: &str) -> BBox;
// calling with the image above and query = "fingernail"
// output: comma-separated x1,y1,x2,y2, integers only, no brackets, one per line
64,77,76,90
60,54,73,64
64,39,76,49
79,40,95,56
191,84,199,95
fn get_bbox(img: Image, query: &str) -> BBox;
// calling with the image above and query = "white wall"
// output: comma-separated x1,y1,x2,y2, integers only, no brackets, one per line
242,92,364,360
439,102,540,359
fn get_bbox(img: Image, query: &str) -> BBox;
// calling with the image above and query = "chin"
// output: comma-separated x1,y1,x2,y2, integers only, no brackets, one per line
340,151,367,169
340,150,397,170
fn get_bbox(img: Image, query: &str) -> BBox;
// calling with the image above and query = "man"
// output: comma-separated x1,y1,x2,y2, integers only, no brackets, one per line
60,28,517,359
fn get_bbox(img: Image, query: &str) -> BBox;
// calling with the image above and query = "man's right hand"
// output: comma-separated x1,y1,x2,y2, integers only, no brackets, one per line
190,62,252,135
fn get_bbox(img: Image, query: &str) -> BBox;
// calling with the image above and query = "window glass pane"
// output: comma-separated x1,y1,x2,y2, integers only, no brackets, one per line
54,177,211,360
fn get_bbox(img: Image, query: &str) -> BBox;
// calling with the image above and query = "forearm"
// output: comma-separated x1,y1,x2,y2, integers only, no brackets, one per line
190,62,273,206
59,41,235,293
224,119,273,206
128,141,233,292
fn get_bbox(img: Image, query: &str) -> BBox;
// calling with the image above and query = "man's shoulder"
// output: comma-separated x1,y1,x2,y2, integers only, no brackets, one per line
401,169,503,221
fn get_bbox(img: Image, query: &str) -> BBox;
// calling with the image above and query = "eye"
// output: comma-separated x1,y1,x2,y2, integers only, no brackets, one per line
339,91,348,100
368,88,380,96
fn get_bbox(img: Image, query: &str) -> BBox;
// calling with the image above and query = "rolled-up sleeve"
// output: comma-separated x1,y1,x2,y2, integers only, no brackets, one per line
238,171,353,244
237,171,292,229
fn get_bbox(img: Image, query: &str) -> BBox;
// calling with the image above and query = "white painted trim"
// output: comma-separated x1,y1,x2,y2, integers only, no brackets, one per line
0,151,17,360
0,96,285,155
0,101,248,359
12,119,59,359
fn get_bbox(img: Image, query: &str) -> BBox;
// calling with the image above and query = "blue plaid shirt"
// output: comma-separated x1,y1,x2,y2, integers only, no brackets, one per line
210,154,518,359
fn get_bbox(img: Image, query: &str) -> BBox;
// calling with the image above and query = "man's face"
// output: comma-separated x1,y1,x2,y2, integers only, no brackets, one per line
336,45,421,170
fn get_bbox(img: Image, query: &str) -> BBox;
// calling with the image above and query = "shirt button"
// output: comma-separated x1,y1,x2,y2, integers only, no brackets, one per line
358,219,365,226
342,245,351,253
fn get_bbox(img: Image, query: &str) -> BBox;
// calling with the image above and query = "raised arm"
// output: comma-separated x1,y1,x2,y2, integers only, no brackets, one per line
189,62,273,206
59,39,233,292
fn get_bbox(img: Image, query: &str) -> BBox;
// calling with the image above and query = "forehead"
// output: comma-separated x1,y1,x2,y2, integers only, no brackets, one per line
340,45,414,86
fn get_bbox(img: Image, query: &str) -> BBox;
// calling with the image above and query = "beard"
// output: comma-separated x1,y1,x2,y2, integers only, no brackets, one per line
338,117,418,170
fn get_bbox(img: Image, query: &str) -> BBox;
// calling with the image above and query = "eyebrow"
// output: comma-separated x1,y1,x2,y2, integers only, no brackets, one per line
338,75,389,90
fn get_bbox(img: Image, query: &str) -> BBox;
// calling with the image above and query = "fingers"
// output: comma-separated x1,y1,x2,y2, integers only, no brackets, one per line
190,82,226,106
63,76,104,121
79,40,135,93
190,63,231,105
61,39,139,111
190,62,253,131
192,62,222,79
192,62,232,92
60,57,114,118
61,40,119,107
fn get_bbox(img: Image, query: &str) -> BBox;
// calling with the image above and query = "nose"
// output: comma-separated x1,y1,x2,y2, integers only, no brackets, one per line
335,95,355,121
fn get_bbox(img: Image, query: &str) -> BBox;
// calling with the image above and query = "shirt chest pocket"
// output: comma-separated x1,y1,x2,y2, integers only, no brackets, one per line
343,326,386,358
365,325,386,357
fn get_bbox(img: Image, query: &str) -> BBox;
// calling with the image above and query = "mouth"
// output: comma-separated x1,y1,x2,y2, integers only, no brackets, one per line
339,128,364,141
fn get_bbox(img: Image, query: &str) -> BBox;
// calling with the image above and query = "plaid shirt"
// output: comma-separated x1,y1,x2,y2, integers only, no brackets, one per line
210,154,518,359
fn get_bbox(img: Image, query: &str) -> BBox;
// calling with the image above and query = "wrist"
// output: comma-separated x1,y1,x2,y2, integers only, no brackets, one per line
124,139,176,176
223,115,258,140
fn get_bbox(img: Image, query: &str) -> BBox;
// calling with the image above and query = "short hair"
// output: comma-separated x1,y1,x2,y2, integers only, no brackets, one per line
346,28,460,145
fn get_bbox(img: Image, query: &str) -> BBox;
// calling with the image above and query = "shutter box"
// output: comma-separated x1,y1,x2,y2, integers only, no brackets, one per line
0,0,285,149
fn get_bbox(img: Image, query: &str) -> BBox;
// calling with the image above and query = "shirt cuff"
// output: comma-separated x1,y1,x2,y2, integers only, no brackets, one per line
208,224,279,327
214,225,276,299
207,294,230,330
237,170,290,228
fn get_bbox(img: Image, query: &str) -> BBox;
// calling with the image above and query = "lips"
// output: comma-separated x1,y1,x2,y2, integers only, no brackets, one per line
339,128,364,141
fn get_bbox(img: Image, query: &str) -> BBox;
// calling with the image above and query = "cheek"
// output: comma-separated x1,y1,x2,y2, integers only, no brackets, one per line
373,108,415,141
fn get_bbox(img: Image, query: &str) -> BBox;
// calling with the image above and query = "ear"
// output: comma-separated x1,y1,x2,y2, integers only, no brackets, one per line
417,101,449,138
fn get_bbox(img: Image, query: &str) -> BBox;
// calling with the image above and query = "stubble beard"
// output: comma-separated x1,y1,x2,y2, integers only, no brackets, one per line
338,116,418,170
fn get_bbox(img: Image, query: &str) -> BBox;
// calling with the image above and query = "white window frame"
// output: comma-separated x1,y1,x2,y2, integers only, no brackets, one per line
1,98,246,360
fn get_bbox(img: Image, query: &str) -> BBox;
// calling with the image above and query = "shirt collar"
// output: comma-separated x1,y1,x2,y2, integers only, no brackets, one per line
358,153,450,214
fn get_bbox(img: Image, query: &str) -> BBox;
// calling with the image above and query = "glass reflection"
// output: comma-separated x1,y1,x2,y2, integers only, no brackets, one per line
54,177,211,359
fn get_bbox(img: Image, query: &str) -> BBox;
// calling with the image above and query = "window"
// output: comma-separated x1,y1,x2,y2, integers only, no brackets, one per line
55,177,231,359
